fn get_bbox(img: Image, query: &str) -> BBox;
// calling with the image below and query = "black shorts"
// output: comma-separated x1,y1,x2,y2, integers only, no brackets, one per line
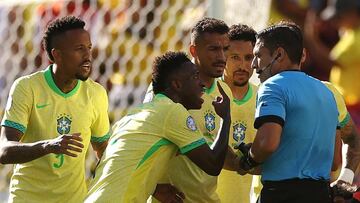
258,178,332,203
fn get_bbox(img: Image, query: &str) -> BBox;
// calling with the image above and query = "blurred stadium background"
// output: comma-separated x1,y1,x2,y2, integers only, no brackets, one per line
0,0,270,201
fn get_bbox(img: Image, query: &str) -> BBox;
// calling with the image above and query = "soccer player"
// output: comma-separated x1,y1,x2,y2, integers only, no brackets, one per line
164,17,233,203
240,22,338,202
0,16,110,202
85,51,231,202
216,23,259,203
144,17,233,202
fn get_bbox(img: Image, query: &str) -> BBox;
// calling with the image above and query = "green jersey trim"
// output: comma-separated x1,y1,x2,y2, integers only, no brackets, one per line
44,65,81,98
204,80,217,94
136,138,173,169
233,84,253,105
1,120,26,133
91,132,111,143
154,93,167,99
179,138,206,154
339,112,351,129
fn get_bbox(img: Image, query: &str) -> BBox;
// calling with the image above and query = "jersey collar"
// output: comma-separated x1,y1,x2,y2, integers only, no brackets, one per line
204,79,217,94
44,64,81,98
233,84,253,105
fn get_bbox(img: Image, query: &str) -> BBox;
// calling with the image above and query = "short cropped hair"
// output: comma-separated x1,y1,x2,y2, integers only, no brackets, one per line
43,16,85,61
152,51,191,94
191,17,229,44
228,24,256,45
256,21,303,64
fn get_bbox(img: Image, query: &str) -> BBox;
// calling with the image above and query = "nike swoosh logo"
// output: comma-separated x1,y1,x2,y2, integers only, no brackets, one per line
36,103,50,109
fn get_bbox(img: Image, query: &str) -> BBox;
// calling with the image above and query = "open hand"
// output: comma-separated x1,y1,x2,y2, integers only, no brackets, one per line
44,133,84,157
153,184,185,203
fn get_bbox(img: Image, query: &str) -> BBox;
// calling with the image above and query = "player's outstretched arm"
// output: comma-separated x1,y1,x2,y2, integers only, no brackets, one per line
0,126,84,164
331,117,360,198
185,82,231,176
339,117,360,175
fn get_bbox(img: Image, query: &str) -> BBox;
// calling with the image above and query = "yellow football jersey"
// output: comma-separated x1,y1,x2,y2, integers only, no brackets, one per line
1,65,110,203
330,27,360,105
250,81,350,203
217,83,259,203
164,79,233,203
85,94,206,203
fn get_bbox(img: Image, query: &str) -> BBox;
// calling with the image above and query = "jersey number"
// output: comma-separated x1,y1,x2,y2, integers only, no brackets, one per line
53,154,64,168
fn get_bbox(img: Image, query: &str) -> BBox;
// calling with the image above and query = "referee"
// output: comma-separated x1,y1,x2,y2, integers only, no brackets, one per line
239,21,338,203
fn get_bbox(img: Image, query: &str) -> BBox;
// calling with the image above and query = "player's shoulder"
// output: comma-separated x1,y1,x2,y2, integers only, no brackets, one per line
249,82,259,92
321,81,337,92
82,79,107,94
12,70,45,87
154,95,189,117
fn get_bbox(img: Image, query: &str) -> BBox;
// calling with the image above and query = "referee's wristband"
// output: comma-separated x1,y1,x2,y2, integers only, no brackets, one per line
338,168,354,184
239,151,261,172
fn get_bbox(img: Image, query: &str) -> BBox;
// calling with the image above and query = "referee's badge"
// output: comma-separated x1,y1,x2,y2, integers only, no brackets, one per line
186,116,197,131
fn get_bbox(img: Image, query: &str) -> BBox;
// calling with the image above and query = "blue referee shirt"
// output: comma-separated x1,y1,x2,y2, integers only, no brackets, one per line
255,71,338,181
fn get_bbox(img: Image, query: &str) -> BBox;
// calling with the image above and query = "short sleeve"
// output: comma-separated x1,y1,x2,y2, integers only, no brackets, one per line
254,82,285,129
164,104,206,154
90,85,110,143
1,78,32,133
323,82,349,128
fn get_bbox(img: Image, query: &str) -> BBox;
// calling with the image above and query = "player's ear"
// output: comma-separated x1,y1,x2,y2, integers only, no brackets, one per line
51,48,61,62
171,79,182,91
189,44,197,58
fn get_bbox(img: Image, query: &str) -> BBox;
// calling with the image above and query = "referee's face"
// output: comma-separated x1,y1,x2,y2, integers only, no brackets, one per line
55,29,92,81
178,62,204,110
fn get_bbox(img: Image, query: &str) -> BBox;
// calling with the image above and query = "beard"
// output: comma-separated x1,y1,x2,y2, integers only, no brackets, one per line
232,71,249,87
233,80,248,87
75,71,91,81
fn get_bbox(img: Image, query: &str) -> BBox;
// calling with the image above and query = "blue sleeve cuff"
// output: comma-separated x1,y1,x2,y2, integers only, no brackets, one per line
1,120,26,133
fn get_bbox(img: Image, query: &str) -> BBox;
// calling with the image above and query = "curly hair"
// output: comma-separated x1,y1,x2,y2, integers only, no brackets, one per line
228,24,256,45
191,17,229,44
42,16,85,62
152,51,191,94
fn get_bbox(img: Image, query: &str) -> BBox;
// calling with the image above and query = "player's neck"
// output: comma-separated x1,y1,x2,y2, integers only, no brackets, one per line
231,82,250,101
51,64,78,94
163,91,181,105
199,72,215,89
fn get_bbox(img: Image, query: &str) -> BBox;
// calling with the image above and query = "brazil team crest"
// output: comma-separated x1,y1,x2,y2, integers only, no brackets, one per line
186,116,197,131
204,110,216,132
233,121,247,142
57,114,72,134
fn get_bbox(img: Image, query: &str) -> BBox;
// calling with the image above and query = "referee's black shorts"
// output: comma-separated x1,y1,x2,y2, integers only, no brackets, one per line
258,178,332,203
